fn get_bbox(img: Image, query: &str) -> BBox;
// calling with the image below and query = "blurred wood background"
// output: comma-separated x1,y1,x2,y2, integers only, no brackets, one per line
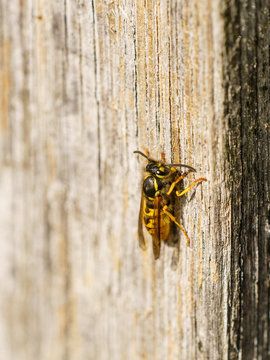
0,0,269,359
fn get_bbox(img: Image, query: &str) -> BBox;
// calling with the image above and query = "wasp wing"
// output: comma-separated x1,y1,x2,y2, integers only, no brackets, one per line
152,195,161,259
138,191,147,250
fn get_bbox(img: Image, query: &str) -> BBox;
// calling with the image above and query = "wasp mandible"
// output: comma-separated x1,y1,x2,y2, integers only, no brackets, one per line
134,149,207,259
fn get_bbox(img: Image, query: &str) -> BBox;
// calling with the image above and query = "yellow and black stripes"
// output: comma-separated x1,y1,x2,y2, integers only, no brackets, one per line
134,148,207,259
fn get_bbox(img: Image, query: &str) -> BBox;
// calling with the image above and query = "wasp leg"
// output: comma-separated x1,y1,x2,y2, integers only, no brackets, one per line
166,173,187,195
160,152,165,162
141,146,150,158
162,205,190,246
176,178,207,197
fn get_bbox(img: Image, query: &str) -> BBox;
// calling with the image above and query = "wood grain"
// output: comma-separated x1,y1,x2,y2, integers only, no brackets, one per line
0,1,268,359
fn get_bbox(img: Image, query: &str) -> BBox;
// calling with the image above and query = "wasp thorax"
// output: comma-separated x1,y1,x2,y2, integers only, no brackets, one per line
143,176,162,198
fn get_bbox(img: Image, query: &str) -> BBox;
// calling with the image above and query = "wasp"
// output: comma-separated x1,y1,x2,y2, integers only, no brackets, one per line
134,149,207,259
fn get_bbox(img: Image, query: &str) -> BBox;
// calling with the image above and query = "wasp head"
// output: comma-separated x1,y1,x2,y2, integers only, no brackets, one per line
133,150,196,175
146,162,170,177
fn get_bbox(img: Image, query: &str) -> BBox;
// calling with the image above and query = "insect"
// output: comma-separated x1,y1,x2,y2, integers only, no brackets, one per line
134,149,207,259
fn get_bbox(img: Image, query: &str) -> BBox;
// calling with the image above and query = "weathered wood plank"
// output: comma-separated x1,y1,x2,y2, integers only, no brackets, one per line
0,1,268,359
223,0,269,358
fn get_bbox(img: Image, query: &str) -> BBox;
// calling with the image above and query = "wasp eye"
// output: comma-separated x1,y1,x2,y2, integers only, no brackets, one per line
156,167,170,176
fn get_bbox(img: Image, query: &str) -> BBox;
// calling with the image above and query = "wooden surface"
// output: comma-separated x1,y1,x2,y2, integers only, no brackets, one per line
0,1,268,359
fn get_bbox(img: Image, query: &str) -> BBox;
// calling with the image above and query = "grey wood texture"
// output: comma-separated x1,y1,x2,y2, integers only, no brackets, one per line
0,1,268,359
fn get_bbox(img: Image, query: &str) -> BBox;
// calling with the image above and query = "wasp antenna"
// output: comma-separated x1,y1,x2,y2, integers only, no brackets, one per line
165,164,196,172
133,150,149,160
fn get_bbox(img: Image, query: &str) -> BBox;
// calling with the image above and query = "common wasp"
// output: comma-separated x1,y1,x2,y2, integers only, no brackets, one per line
134,149,207,259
